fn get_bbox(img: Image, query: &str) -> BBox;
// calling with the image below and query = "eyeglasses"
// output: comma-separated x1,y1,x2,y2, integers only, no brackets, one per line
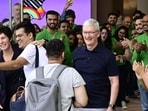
83,31,97,36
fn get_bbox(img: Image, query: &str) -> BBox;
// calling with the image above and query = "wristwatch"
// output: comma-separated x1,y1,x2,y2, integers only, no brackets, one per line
108,104,115,109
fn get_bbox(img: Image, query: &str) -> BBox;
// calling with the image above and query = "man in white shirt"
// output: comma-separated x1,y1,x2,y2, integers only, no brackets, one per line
26,39,88,111
0,21,48,80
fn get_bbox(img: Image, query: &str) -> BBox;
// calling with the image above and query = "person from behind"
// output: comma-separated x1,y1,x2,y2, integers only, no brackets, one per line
26,39,88,111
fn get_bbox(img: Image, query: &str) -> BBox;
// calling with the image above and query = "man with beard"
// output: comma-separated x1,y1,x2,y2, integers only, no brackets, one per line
107,12,119,36
131,14,148,111
36,10,71,66
135,17,144,36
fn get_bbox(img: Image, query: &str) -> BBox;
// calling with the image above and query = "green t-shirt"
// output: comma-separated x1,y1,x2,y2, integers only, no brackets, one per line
111,37,126,66
131,33,148,65
131,33,148,85
36,27,72,66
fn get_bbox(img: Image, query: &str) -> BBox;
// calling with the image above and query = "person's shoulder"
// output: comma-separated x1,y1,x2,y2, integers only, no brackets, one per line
135,33,145,41
36,29,47,40
62,66,82,78
73,46,84,54
2,21,9,27
25,44,36,49
57,30,67,36
100,45,114,56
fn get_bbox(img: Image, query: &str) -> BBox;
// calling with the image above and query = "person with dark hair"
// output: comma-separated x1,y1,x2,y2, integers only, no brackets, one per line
23,12,31,23
131,14,148,111
25,39,88,111
66,31,78,66
61,0,77,30
0,26,25,111
33,23,41,35
36,10,71,66
59,20,70,33
73,18,119,111
0,21,48,82
65,9,77,30
99,26,112,50
107,12,119,36
112,25,132,109
66,31,78,52
132,10,145,21
102,23,112,32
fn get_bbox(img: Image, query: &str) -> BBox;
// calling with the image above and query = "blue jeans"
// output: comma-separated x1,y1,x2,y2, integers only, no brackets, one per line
138,84,148,111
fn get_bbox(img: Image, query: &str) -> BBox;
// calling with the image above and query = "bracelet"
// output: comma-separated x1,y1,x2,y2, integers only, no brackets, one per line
108,104,115,109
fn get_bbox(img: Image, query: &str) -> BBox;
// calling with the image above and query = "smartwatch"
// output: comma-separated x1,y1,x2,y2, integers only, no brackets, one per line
108,104,115,109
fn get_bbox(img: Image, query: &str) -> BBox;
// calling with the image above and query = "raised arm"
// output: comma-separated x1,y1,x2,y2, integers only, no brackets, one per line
61,0,73,20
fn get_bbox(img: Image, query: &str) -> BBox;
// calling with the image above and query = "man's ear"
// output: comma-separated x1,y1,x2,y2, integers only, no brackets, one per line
28,32,34,40
97,31,100,39
61,52,65,59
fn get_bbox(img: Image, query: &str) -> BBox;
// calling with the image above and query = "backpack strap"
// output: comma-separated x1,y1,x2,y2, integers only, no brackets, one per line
36,65,67,79
35,45,39,68
36,67,44,78
51,65,67,79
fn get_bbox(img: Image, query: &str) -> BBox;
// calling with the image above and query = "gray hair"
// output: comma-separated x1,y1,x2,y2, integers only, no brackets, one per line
83,18,100,31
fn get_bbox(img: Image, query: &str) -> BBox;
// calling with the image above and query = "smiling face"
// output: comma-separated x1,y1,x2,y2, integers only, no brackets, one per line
118,29,126,40
107,15,117,26
82,25,100,49
0,33,11,51
15,28,31,49
135,19,144,34
46,14,58,30
59,22,70,33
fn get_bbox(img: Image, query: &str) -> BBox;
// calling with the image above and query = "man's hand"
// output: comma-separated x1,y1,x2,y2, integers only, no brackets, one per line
31,39,45,47
64,0,73,11
133,42,146,52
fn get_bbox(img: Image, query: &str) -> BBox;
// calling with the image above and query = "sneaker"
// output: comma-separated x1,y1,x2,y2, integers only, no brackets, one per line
121,101,128,110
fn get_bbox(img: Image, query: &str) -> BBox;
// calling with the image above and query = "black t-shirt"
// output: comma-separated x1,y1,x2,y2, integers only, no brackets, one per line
73,44,119,108
0,43,25,111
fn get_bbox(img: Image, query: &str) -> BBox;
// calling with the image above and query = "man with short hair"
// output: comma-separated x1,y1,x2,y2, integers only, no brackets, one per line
26,39,88,111
107,12,118,36
131,14,148,111
36,10,71,66
0,21,48,80
73,18,119,111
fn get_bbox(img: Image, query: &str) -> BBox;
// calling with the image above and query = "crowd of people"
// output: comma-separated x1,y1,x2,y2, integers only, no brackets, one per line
0,0,148,111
